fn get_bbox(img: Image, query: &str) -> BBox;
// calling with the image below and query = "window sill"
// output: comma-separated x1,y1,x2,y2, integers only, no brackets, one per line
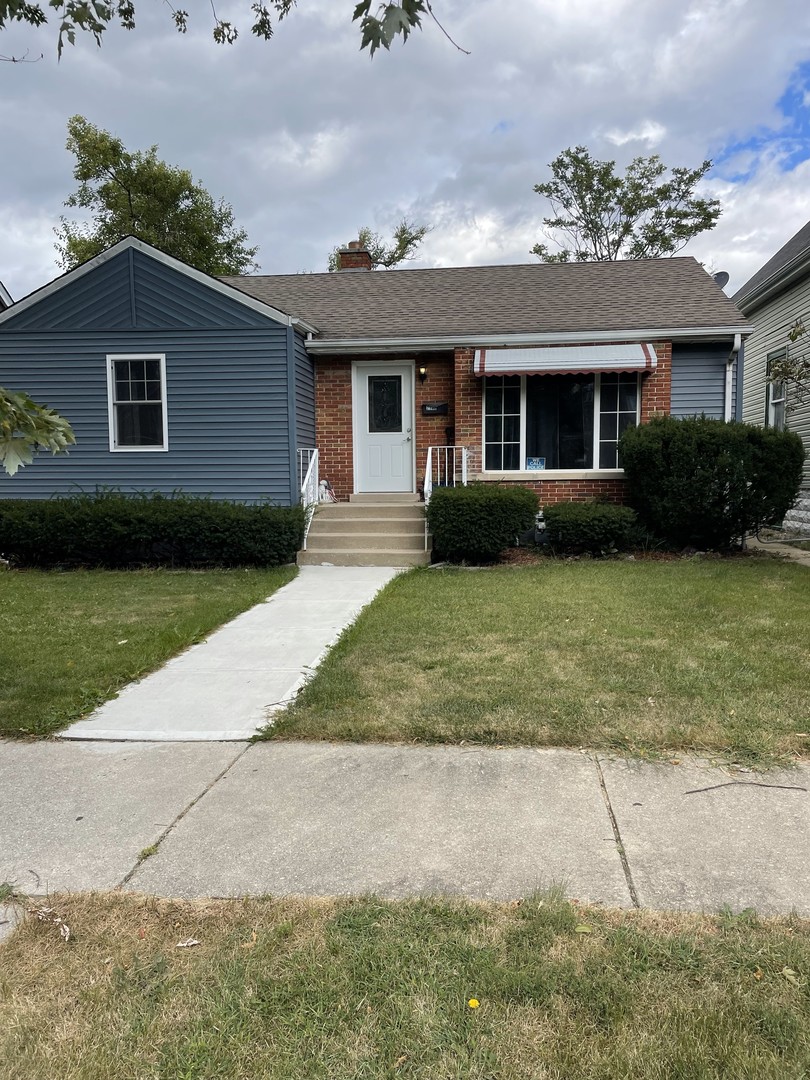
476,469,625,481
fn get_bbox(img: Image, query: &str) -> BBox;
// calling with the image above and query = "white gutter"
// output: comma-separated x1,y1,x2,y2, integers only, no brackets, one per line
290,316,319,335
304,325,751,354
724,332,741,422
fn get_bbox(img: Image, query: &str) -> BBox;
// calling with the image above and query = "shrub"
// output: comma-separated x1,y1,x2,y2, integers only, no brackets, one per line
0,490,306,568
427,483,538,562
543,501,638,554
619,416,805,550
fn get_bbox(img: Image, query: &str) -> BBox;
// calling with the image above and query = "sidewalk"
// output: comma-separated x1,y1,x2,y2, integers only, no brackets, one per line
60,566,402,741
1,739,807,915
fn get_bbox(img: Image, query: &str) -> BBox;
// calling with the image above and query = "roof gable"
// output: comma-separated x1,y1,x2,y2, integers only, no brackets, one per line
0,280,12,309
0,237,300,332
222,256,749,346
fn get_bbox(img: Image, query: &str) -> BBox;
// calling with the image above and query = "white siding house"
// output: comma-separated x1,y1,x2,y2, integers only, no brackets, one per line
735,221,810,528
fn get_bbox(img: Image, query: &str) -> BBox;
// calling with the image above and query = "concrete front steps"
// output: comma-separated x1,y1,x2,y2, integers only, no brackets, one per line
297,493,430,567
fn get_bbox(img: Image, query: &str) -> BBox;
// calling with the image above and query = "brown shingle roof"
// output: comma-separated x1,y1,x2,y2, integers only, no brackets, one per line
221,256,748,342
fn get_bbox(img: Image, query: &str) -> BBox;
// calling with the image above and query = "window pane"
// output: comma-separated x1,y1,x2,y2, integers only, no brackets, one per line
618,414,637,437
503,414,520,442
145,380,162,401
485,444,502,470
131,379,147,401
600,381,618,411
485,416,502,443
600,413,618,441
368,376,402,433
503,443,520,470
619,378,638,412
485,385,502,412
599,442,618,469
503,385,521,414
145,360,161,381
116,403,163,446
115,378,130,402
526,374,594,469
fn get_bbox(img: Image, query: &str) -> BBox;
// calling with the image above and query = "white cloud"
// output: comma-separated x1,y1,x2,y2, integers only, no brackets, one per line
1,0,810,295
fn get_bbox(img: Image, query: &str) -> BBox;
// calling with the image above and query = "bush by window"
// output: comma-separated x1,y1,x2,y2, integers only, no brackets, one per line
427,483,539,563
619,416,805,550
543,501,638,554
0,490,305,568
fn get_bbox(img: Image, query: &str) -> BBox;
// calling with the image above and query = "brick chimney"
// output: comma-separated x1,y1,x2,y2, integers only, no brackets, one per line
337,239,373,272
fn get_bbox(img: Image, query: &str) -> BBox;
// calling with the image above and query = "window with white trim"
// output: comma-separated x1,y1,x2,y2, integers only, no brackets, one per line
483,372,640,471
765,350,786,431
107,354,168,451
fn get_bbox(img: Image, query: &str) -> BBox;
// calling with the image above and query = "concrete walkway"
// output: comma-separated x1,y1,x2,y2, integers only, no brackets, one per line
1,740,808,916
747,535,810,567
60,566,402,742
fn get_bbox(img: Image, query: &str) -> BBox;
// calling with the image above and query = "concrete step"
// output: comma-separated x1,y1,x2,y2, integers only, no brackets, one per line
306,531,426,552
297,548,430,567
349,492,420,504
308,516,425,536
314,503,425,521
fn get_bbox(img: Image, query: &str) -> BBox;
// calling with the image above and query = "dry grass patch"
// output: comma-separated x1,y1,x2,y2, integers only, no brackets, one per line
0,566,296,737
265,560,810,764
1,892,808,1079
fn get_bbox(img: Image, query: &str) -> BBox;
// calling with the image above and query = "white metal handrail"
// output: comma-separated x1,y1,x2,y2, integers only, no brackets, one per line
423,445,468,505
298,448,319,550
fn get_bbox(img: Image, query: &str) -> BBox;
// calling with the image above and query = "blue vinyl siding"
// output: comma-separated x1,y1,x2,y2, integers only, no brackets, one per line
670,342,733,420
294,332,316,449
0,245,314,505
2,249,274,332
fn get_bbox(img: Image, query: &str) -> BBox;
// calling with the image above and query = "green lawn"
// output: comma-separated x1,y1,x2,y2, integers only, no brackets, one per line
0,566,295,738
266,559,810,765
1,892,808,1079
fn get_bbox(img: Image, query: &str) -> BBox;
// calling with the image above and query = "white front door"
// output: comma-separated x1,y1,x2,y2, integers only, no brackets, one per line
353,364,415,493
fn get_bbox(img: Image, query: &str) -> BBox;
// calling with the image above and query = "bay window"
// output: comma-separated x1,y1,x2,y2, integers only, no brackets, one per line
483,371,640,471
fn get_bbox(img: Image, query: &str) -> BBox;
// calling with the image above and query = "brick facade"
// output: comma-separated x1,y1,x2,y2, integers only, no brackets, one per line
314,342,672,503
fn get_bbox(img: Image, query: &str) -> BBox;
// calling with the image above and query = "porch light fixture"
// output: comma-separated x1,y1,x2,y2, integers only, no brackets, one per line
418,365,428,383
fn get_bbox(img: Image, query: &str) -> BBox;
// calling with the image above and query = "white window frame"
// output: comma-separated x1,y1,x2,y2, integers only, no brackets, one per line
765,350,787,431
481,371,641,475
106,353,169,453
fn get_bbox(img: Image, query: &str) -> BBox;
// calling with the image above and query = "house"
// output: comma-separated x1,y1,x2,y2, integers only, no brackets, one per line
0,236,750,563
0,280,12,310
734,220,810,530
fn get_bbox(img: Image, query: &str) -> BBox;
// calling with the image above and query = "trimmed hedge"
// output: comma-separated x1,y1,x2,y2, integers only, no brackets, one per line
0,490,306,568
543,501,638,554
619,416,805,550
427,483,539,563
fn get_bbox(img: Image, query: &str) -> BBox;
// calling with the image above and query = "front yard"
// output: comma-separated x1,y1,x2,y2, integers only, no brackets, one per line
1,892,807,1079
268,558,810,765
0,566,295,738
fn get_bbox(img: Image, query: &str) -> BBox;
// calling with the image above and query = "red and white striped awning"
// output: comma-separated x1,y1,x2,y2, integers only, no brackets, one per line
473,343,658,376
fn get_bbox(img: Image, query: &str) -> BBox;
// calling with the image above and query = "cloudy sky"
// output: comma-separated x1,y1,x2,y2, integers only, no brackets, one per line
2,0,810,301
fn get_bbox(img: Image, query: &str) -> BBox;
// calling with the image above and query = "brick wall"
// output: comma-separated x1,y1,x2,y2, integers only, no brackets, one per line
415,356,455,488
315,358,353,499
640,341,672,422
314,355,456,499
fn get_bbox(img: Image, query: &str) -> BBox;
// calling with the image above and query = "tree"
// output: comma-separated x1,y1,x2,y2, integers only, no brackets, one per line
327,220,431,271
55,116,259,275
768,318,810,406
0,1,441,59
1,387,75,476
531,146,721,263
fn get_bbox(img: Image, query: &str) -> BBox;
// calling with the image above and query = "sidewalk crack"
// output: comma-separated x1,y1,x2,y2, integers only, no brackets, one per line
117,743,252,890
594,756,640,909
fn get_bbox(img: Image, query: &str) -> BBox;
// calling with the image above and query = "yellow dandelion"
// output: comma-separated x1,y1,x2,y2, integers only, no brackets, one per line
467,998,480,1009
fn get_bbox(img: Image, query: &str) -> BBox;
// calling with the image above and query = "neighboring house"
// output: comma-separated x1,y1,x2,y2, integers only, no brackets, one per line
0,236,749,559
734,220,810,529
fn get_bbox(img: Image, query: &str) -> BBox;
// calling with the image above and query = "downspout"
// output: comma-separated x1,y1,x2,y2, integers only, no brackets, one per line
725,333,741,422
